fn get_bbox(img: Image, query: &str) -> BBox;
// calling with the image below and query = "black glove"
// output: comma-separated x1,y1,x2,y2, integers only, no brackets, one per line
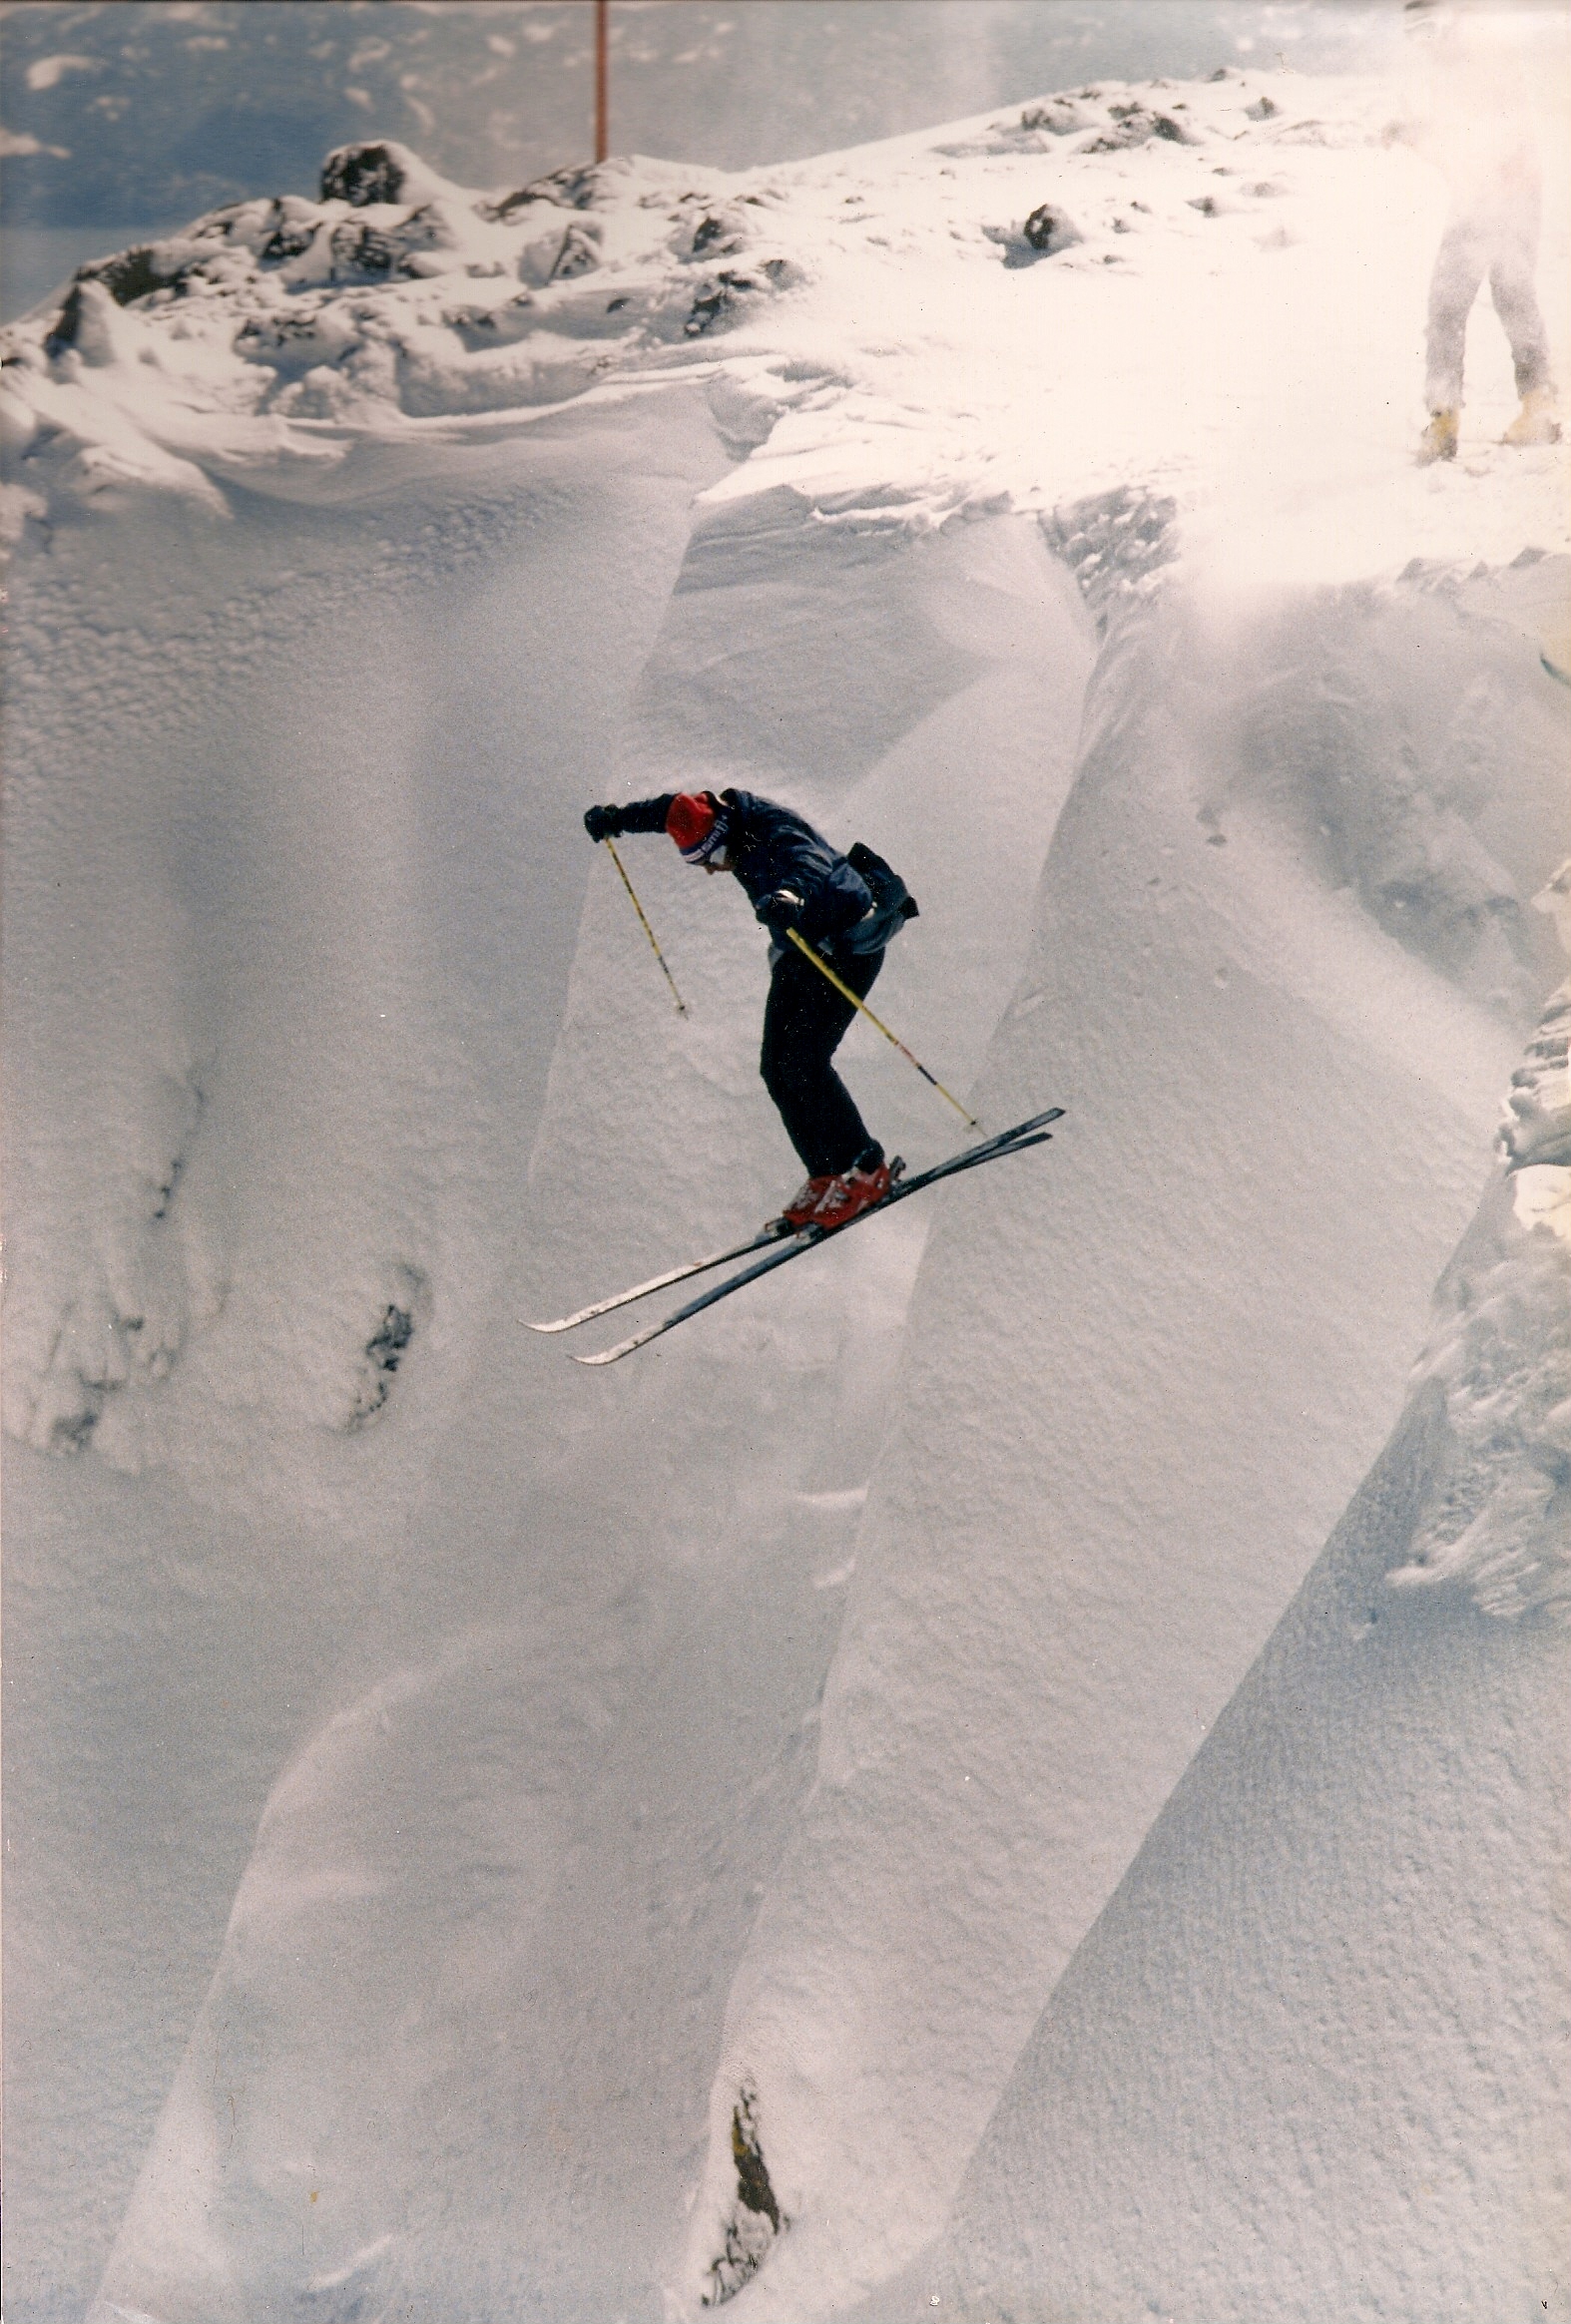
759,888,804,935
584,804,623,842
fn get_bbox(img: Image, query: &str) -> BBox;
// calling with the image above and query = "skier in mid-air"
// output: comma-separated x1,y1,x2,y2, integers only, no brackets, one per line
535,797,1052,1360
583,787,916,1228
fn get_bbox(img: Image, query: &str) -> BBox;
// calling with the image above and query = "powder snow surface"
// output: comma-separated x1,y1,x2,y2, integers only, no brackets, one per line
890,1024,1571,2324
1,56,1567,2324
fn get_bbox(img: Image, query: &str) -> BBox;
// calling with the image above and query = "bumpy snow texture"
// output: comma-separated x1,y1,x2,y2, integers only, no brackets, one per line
3,56,1568,2324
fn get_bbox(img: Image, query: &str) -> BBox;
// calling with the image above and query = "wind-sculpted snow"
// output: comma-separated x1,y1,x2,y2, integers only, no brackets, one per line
3,60,1569,2324
671,561,1570,2319
3,381,735,2319
82,507,1092,2324
0,392,729,1469
0,138,800,473
1388,937,1571,1623
891,985,1571,2324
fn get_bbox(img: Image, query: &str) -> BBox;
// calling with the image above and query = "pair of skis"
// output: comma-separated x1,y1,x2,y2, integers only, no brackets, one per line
525,1107,1063,1365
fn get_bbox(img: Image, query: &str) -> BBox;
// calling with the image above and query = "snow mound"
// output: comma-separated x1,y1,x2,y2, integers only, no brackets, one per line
1387,940,1571,1621
0,138,798,510
896,995,1571,2324
668,555,1570,2320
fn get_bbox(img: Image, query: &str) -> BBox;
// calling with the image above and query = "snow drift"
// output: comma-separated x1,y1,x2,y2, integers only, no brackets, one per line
3,54,1568,2324
672,553,1570,2319
893,958,1571,2324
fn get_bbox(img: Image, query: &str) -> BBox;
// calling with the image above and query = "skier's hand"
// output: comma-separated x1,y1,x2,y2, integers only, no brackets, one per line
760,888,804,934
584,804,623,842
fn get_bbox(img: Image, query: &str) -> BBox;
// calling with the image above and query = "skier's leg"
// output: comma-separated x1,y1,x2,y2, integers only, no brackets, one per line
797,945,884,1174
761,944,882,1176
1482,174,1549,392
762,946,850,1171
1423,214,1489,413
1487,211,1554,399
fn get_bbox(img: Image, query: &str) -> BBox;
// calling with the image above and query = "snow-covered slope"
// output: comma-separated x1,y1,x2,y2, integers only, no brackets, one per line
2,54,1567,2324
74,496,1091,2324
889,960,1571,2324
675,557,1569,2320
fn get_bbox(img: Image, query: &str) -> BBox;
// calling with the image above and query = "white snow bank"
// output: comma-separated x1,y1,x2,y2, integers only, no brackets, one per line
892,999,1571,2324
1387,918,1571,1620
1,387,728,1478
79,505,1090,2324
2,383,734,2319
670,552,1570,2319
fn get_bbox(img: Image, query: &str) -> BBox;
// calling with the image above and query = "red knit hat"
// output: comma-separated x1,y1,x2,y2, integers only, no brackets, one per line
666,791,728,862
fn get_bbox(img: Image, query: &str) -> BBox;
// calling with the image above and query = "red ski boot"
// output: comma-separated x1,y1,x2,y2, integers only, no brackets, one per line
781,1173,833,1229
811,1155,892,1230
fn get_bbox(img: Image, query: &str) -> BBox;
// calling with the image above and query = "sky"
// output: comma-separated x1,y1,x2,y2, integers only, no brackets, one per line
0,1,1402,234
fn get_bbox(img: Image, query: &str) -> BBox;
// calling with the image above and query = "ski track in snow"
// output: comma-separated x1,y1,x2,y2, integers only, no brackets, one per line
2,57,1568,2324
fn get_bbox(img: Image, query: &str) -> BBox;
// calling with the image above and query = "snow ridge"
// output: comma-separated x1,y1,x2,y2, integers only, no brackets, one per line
897,981,1571,2324
0,68,1473,541
0,136,794,519
1389,937,1571,1622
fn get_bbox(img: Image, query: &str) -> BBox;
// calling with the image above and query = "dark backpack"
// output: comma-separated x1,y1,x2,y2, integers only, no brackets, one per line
841,840,919,955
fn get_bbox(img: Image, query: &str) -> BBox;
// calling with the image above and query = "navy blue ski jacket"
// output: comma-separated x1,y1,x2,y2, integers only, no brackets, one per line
614,788,882,951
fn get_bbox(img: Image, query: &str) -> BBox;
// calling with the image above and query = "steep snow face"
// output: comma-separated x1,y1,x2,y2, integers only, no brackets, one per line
83,505,1092,2324
3,54,1568,2324
672,555,1570,2319
0,393,731,1470
897,981,1571,2324
1,384,735,2324
1388,951,1571,1623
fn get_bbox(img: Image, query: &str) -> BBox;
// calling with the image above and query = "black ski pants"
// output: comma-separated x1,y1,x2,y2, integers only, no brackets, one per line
761,939,883,1178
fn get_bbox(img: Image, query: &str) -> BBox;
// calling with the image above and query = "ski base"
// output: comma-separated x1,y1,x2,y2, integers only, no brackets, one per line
572,1108,1062,1366
523,1218,793,1334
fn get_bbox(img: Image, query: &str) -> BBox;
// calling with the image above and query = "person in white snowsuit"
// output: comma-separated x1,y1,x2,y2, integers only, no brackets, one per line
1397,0,1559,462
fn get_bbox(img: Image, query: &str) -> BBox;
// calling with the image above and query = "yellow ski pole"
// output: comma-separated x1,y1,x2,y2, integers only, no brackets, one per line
786,925,980,1134
603,837,688,1016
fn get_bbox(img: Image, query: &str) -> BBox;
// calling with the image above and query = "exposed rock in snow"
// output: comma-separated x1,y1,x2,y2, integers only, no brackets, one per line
983,200,1083,267
2,137,802,465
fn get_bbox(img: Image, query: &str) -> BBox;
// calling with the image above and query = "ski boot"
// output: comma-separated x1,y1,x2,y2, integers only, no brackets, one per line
811,1153,893,1230
781,1173,833,1230
1502,386,1561,447
1417,406,1458,464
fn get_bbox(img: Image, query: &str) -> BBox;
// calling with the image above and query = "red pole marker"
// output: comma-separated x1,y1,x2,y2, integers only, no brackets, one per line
595,0,610,164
